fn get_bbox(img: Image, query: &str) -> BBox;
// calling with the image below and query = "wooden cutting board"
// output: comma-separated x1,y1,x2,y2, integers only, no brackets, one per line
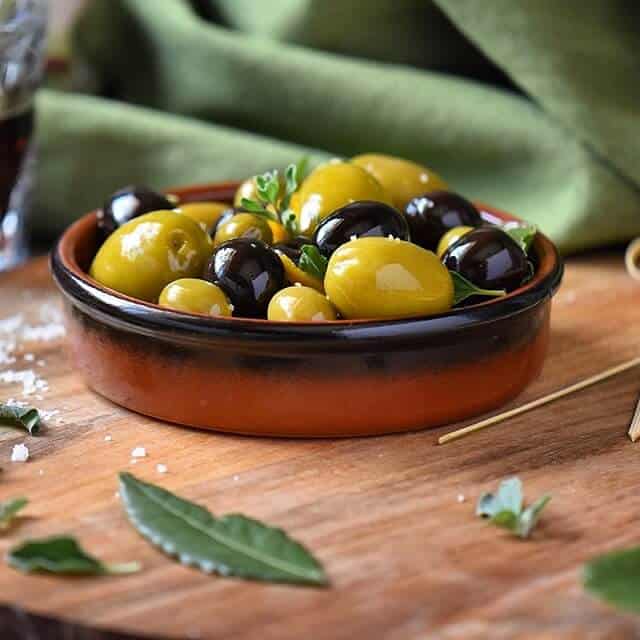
0,253,639,640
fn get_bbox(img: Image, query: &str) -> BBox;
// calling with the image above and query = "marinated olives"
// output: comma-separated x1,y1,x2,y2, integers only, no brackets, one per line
98,186,174,237
436,225,474,259
177,202,231,235
313,200,410,257
405,191,483,251
272,236,308,262
206,238,285,318
90,210,212,302
291,162,393,235
442,227,529,292
268,220,291,245
351,153,448,210
213,212,273,247
268,286,338,322
324,237,453,319
159,278,232,317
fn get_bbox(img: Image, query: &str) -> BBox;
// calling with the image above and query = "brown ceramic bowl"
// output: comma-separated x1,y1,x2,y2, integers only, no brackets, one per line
51,182,563,437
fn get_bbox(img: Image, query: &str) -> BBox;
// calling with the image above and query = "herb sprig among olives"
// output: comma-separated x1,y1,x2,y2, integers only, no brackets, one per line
88,153,539,323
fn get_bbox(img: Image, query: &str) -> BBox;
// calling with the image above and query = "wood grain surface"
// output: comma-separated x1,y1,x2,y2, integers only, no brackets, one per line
0,254,639,640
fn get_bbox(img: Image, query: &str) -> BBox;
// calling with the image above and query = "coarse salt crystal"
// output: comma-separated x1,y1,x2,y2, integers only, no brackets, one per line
457,494,466,503
11,443,29,462
104,435,112,442
131,446,147,458
23,353,34,362
156,463,168,474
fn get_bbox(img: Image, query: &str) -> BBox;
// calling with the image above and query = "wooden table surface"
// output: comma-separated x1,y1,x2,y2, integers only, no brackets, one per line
0,254,639,640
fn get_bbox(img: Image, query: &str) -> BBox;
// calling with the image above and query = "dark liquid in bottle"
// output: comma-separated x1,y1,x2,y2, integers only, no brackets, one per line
0,108,33,225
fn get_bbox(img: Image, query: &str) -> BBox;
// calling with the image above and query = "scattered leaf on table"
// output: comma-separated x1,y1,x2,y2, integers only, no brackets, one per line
584,546,640,613
477,477,551,539
118,472,328,586
0,497,28,530
7,536,141,575
0,404,40,434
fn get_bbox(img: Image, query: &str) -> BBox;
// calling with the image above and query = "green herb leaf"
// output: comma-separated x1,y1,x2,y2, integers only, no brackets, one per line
255,170,280,206
7,536,140,575
281,210,299,236
239,198,278,222
280,163,299,211
118,472,327,586
584,546,640,613
516,495,551,538
0,497,28,530
477,477,550,539
298,245,329,281
0,404,40,434
504,222,538,253
295,155,310,182
450,271,506,305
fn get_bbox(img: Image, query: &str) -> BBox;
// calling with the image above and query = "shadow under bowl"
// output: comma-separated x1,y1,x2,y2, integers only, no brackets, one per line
51,182,563,437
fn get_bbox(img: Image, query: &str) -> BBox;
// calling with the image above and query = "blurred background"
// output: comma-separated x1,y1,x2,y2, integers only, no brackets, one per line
5,0,640,260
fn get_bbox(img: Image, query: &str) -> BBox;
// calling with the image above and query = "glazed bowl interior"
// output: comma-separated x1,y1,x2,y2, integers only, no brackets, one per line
56,181,563,335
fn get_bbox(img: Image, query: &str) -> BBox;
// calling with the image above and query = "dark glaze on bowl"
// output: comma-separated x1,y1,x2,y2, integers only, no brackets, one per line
51,182,563,437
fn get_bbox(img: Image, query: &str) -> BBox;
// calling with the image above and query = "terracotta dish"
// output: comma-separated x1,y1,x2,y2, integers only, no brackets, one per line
51,181,563,437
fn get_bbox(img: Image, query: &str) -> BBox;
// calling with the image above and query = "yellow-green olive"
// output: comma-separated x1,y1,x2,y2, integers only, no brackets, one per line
176,202,231,235
268,286,338,322
268,220,291,244
275,251,324,292
324,237,453,319
213,213,273,247
291,161,393,235
158,278,232,317
436,225,474,259
351,153,448,210
89,210,211,302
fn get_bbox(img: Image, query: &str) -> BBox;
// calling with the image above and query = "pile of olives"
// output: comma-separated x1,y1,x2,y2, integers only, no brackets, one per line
89,153,537,322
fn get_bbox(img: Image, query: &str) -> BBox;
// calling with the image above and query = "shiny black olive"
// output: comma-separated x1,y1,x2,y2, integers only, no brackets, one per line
98,185,174,237
272,236,309,262
404,191,482,251
313,200,409,257
206,238,285,318
442,227,530,292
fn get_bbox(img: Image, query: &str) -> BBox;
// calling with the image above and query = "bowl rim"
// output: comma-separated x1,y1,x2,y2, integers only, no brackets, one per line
51,181,563,347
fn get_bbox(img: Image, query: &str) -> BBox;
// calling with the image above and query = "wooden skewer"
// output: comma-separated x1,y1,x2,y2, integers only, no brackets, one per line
438,356,640,445
628,394,640,442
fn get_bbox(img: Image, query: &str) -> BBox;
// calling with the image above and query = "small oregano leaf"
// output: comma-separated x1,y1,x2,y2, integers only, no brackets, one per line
7,536,140,575
0,497,28,530
503,222,538,253
280,163,299,211
240,198,277,221
0,404,41,435
584,546,640,614
118,472,327,586
516,495,551,538
450,271,506,306
298,245,329,281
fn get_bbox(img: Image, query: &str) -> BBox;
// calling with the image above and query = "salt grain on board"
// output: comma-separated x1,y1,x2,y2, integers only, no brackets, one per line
11,443,29,462
131,447,147,458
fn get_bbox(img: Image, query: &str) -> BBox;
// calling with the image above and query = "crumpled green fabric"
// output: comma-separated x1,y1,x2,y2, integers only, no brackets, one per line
35,0,640,253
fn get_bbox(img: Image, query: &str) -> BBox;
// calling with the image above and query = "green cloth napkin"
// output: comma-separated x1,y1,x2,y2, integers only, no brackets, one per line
35,0,640,253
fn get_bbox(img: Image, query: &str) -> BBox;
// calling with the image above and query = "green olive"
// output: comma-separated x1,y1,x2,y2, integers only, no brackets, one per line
213,213,273,247
291,161,393,235
351,153,448,210
176,202,231,235
268,286,338,322
268,220,291,244
324,237,453,319
158,278,232,317
90,210,212,302
436,225,474,259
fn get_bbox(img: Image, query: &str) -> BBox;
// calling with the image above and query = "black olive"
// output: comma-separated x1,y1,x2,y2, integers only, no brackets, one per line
404,191,482,251
98,186,174,237
206,239,285,318
313,200,410,257
272,236,309,262
442,227,530,293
